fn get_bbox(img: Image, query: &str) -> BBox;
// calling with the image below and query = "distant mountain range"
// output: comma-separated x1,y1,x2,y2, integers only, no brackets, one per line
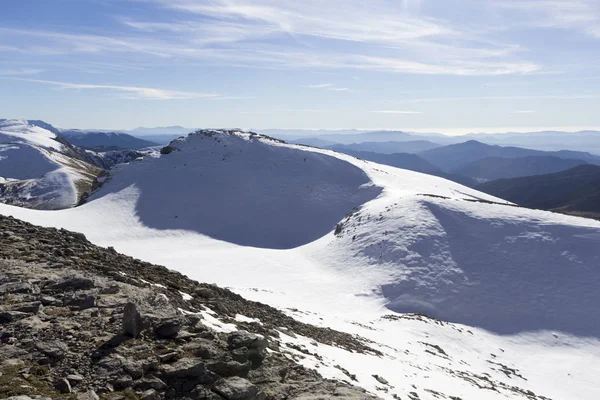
327,149,478,187
326,140,441,154
260,129,600,154
60,130,158,150
477,164,600,219
419,140,600,173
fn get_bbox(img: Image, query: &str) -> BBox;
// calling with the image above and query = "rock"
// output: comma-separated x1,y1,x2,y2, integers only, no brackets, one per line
66,373,85,385
100,285,120,294
11,302,42,314
231,347,250,363
184,339,219,359
160,358,213,382
206,360,252,378
36,340,68,360
40,295,62,306
158,351,180,363
77,390,100,400
155,319,182,339
0,281,34,294
55,377,72,393
228,331,268,363
133,377,167,391
190,386,223,400
139,389,159,400
1,358,25,370
0,311,30,323
123,361,144,379
212,377,265,400
46,276,95,291
372,374,389,385
66,294,96,310
113,374,134,389
123,302,144,338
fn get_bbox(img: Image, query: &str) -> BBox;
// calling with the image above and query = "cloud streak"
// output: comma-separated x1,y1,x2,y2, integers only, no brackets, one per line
5,78,219,100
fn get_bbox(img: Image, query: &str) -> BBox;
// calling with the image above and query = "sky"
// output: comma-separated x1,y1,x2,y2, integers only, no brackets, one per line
1,0,600,134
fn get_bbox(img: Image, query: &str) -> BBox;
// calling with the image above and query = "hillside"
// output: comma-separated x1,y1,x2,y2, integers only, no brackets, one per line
0,214,376,400
60,130,159,150
477,164,600,218
0,120,102,209
2,129,600,399
454,155,588,181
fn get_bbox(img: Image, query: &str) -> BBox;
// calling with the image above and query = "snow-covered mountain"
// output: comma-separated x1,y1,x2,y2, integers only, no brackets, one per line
1,129,599,399
0,119,102,209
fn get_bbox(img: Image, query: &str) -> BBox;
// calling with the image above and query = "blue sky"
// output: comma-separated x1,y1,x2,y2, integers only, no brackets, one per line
1,0,600,133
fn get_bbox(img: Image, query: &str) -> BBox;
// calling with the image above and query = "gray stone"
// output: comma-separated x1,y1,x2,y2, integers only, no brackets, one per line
40,295,62,306
77,390,100,400
67,294,96,310
66,373,84,385
36,340,68,360
123,361,144,379
123,302,144,338
206,360,252,378
155,319,182,339
0,282,34,295
212,377,264,400
46,276,94,291
133,377,167,391
139,389,159,400
160,358,212,382
54,377,72,394
12,302,42,314
0,311,30,323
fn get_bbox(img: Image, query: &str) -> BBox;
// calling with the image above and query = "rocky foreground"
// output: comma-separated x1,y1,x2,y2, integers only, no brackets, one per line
0,215,379,400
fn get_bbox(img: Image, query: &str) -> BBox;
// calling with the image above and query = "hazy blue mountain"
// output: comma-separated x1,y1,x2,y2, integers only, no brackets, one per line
290,137,339,147
327,140,441,154
464,131,600,154
420,140,600,173
132,134,185,145
454,156,588,181
477,164,600,218
127,126,195,136
60,130,158,150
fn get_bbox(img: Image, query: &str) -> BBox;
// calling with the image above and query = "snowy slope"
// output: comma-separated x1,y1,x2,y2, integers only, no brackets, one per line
1,129,599,400
0,119,102,209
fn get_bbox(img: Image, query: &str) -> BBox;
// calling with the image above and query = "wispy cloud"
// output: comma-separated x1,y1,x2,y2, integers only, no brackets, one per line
328,87,351,91
0,1,543,77
371,110,423,114
5,78,219,100
306,83,333,88
497,0,600,38
0,68,44,76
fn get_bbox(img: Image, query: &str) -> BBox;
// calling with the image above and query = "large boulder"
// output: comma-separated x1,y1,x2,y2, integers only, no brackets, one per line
123,302,144,338
212,377,265,400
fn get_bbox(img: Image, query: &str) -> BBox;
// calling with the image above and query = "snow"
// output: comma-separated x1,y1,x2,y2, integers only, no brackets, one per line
0,120,99,209
179,291,192,301
1,129,599,399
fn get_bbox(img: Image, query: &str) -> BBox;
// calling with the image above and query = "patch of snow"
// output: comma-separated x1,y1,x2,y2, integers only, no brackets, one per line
179,291,192,301
234,314,263,325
